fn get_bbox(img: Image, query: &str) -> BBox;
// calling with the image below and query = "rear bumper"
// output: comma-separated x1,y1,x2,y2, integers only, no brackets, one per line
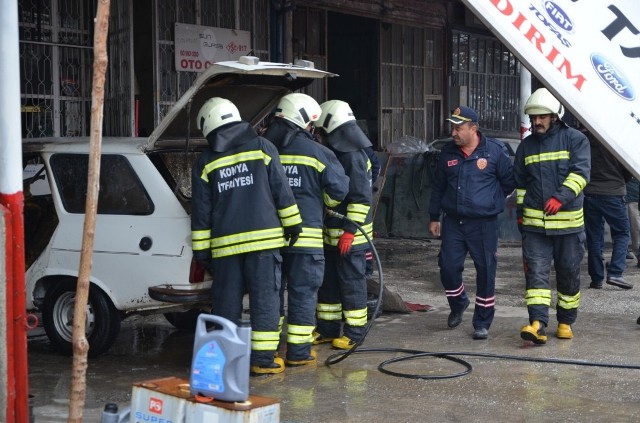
148,284,210,303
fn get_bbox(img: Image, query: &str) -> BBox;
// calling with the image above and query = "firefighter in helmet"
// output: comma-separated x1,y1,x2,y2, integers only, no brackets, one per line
191,97,302,374
514,88,590,344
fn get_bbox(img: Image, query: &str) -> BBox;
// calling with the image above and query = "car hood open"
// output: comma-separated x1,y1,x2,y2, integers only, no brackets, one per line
145,57,336,151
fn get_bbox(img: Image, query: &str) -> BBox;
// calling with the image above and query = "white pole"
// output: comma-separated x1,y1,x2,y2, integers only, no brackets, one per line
519,64,532,140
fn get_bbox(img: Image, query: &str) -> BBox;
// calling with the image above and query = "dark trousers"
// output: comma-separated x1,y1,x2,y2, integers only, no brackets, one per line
522,231,585,326
280,252,325,360
584,195,630,281
317,249,367,341
440,215,498,329
212,249,282,366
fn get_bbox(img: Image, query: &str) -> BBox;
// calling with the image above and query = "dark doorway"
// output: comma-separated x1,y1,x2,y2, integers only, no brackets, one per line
327,12,379,148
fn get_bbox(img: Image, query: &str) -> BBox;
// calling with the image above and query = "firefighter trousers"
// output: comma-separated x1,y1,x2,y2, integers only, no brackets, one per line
522,231,585,326
440,215,498,329
316,249,367,342
280,252,325,360
211,249,282,366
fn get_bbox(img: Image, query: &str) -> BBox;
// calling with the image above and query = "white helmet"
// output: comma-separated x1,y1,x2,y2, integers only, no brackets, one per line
318,100,356,134
275,93,321,129
524,88,564,118
197,97,241,137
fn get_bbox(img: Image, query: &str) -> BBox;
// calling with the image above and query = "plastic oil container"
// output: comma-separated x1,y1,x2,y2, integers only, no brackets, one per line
189,314,251,402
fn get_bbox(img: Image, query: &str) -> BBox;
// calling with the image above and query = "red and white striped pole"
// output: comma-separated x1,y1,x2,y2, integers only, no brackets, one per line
0,0,29,421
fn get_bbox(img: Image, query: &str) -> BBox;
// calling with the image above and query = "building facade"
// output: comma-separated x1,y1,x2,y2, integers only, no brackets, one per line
18,0,521,147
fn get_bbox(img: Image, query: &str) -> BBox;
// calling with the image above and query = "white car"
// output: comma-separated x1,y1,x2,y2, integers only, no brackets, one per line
23,56,335,356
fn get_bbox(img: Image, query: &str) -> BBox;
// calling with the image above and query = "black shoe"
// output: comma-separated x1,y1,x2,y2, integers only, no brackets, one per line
589,281,603,289
626,251,636,260
637,316,640,325
447,299,470,328
472,328,488,340
637,260,640,269
606,276,633,290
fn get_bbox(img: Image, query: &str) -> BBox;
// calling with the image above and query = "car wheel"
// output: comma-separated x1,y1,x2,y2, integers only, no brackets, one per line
42,279,121,357
163,309,203,332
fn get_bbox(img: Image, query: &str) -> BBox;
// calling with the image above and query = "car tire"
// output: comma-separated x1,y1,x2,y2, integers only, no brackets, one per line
42,279,121,357
163,309,203,332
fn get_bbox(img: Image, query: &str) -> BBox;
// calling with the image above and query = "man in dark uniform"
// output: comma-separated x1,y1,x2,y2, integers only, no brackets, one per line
263,93,349,366
313,100,374,350
429,106,515,340
191,97,302,374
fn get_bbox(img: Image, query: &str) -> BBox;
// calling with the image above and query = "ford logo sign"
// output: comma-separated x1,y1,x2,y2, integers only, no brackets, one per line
590,54,635,101
544,1,574,32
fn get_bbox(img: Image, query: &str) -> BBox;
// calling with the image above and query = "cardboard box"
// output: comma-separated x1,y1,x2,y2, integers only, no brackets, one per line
129,377,280,423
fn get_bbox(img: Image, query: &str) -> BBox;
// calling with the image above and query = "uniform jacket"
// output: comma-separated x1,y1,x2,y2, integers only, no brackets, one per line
266,123,350,253
324,148,373,252
428,132,515,221
191,121,302,259
514,121,590,235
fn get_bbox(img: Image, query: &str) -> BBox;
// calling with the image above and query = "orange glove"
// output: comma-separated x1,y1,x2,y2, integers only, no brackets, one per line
338,231,355,256
544,197,562,215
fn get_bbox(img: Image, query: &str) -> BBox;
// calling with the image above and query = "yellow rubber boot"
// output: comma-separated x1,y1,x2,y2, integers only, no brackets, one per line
520,320,547,345
251,357,285,375
312,331,334,345
286,349,317,366
557,323,573,339
331,336,356,350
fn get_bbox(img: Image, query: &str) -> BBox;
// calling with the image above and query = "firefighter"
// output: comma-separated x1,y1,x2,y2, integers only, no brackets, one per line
428,106,515,340
514,88,590,344
263,93,350,366
191,97,303,374
313,100,373,350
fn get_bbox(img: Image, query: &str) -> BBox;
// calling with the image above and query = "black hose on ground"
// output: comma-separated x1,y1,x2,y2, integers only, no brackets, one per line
323,211,640,379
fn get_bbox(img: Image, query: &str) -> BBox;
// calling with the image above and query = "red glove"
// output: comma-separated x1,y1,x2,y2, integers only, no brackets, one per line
544,197,562,215
337,231,355,256
517,217,523,234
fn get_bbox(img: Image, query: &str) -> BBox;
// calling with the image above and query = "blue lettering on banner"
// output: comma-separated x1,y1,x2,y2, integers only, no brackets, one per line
529,4,572,47
590,53,635,100
544,1,574,33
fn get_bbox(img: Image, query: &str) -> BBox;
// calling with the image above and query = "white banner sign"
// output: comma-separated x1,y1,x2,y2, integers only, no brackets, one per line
174,23,251,72
461,0,640,178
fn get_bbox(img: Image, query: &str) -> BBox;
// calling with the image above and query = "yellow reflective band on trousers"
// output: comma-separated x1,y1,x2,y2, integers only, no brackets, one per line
346,203,370,223
558,291,580,310
323,191,341,208
278,316,285,332
200,150,272,182
279,204,303,227
191,229,211,252
525,288,552,306
290,227,323,248
317,303,342,321
279,154,326,172
522,207,584,230
516,189,526,205
563,172,588,196
210,227,285,258
343,308,368,327
524,150,570,166
287,324,315,345
323,223,373,246
251,330,280,351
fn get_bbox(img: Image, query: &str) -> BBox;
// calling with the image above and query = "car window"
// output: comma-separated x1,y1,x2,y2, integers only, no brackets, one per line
51,154,154,215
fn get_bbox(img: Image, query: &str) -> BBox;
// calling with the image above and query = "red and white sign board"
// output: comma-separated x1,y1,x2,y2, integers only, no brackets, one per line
461,0,640,178
174,23,251,72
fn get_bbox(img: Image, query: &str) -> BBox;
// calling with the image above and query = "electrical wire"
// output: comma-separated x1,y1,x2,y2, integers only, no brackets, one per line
324,210,640,379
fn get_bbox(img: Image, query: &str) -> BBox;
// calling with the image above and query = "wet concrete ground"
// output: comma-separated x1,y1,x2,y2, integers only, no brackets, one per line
28,238,640,422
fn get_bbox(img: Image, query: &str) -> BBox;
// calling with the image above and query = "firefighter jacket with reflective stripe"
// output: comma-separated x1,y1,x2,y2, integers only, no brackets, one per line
191,122,302,259
323,149,373,251
273,129,349,252
428,133,516,222
513,122,590,235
